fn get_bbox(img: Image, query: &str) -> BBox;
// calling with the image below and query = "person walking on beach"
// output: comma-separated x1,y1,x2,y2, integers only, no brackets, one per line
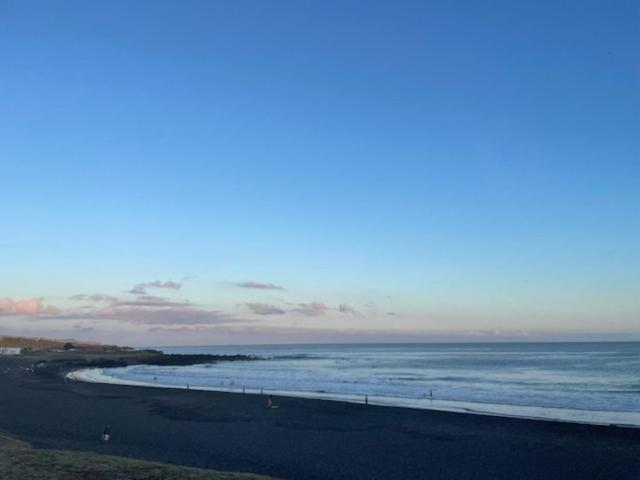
101,425,111,442
267,395,274,408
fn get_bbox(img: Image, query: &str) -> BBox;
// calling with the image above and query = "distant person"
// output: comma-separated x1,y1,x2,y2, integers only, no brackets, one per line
267,395,273,408
102,425,111,442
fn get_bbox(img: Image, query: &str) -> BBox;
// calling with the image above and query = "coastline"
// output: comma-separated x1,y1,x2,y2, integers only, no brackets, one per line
67,366,640,429
1,353,640,479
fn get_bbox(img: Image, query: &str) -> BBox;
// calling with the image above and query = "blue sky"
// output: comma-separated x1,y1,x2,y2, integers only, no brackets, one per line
1,0,638,345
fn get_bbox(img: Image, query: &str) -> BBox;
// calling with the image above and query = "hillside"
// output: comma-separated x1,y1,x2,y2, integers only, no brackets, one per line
0,335,128,352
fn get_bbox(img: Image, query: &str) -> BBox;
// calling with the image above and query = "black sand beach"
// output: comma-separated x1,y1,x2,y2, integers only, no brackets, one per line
1,355,639,480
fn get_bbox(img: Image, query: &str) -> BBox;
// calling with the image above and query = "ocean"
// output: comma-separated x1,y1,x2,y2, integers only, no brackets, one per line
72,342,640,426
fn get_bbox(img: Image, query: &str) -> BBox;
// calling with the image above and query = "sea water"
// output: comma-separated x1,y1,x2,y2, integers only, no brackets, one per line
72,342,640,426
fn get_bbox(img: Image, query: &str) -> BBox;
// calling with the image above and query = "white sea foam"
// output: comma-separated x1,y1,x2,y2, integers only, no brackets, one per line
67,362,640,428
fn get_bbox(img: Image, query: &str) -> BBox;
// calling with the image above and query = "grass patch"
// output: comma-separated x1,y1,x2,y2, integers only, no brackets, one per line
0,434,277,480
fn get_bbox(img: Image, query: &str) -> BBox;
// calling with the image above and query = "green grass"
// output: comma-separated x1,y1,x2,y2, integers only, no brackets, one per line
0,334,123,352
0,434,277,480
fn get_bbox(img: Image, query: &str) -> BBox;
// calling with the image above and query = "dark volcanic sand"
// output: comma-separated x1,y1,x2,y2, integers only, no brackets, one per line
1,357,639,480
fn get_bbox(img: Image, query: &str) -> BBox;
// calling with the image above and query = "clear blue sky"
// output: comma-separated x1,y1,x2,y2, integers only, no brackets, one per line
1,0,638,345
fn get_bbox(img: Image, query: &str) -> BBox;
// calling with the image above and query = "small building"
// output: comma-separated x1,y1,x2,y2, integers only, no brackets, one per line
0,347,22,355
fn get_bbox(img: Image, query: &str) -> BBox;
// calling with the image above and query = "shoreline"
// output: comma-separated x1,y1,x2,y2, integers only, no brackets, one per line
2,353,640,479
67,366,640,429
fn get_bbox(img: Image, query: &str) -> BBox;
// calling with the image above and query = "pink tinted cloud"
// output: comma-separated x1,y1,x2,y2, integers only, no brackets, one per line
3,288,248,327
294,302,328,316
235,281,284,290
0,297,59,316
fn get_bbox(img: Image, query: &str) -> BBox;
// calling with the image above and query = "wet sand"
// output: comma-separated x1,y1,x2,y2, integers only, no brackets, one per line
1,356,639,480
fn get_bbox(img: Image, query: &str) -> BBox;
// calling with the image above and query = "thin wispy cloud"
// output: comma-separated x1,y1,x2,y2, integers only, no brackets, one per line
45,304,245,326
244,301,363,317
142,326,556,345
244,303,287,315
294,302,328,317
70,294,119,303
72,323,96,334
243,301,364,317
112,295,190,308
129,280,182,295
235,281,284,290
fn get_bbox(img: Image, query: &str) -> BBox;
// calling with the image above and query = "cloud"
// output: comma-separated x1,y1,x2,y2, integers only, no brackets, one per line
46,293,245,326
3,285,250,327
129,280,182,295
46,304,244,326
110,307,240,325
338,303,362,316
70,294,188,309
142,325,566,346
235,281,284,290
244,301,359,317
70,294,119,303
37,294,246,326
112,295,190,308
294,302,328,317
72,323,96,334
244,303,287,315
0,297,59,316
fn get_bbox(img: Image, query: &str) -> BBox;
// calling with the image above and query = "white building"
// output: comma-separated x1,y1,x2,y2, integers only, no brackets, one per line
0,347,21,355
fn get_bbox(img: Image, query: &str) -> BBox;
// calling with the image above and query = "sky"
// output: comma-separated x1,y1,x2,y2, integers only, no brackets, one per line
1,0,639,345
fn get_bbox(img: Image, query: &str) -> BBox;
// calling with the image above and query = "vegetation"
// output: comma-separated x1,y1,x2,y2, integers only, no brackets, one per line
0,335,131,352
1,335,96,350
0,433,277,480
